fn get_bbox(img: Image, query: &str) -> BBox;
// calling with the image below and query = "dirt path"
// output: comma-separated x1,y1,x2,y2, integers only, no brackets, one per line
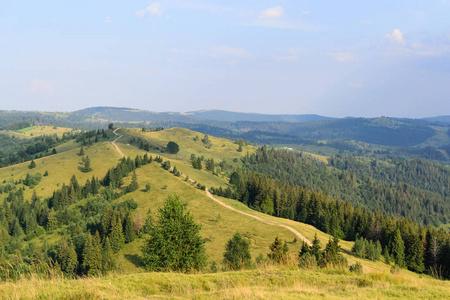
110,131,311,245
111,128,124,158
205,189,312,246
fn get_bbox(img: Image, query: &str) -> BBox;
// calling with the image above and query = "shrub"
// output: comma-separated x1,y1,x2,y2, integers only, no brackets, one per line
349,262,363,274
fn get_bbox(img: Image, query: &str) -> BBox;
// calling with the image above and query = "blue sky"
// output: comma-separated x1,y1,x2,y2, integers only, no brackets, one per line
1,1,449,117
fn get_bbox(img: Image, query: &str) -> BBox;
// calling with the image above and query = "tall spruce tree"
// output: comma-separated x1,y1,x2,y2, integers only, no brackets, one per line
82,233,102,276
392,229,406,267
109,215,125,253
142,194,207,272
123,211,135,243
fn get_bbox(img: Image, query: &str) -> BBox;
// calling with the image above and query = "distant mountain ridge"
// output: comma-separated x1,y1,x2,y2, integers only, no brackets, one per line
422,116,450,125
74,107,335,123
182,109,335,122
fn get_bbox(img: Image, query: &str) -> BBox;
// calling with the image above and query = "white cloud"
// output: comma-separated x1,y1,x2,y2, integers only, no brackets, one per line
348,82,363,89
212,45,253,58
103,17,112,23
385,29,406,45
360,19,371,24
328,52,358,62
301,11,310,15
273,56,298,61
136,2,162,19
259,6,284,19
29,79,55,95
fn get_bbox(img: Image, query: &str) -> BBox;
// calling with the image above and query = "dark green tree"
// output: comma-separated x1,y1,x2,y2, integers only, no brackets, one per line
268,236,289,264
101,237,116,273
109,215,125,253
28,160,36,169
62,242,78,276
392,229,405,267
123,211,135,243
82,233,102,276
405,232,425,272
126,171,139,193
166,141,180,154
142,194,207,272
222,232,252,270
82,156,92,173
310,234,322,260
205,158,215,172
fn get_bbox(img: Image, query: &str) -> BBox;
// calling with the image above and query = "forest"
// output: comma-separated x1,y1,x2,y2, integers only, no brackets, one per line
211,146,450,278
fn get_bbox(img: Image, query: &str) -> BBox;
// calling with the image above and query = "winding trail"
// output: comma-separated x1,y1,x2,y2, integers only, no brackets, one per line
205,189,312,246
108,131,311,246
111,128,124,158
104,132,387,271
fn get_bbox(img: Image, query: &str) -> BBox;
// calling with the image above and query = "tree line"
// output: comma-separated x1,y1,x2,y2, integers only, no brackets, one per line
210,147,450,278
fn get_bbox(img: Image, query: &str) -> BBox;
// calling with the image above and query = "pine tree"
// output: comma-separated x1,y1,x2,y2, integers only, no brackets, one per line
392,229,405,267
324,236,341,263
101,237,115,273
82,156,92,173
310,233,322,260
62,242,78,276
406,232,425,272
126,171,139,193
223,232,251,270
383,246,391,265
109,215,125,252
82,233,102,276
142,194,207,272
0,224,10,249
268,236,289,264
47,209,58,231
123,211,135,243
28,160,36,169
101,206,113,237
78,147,84,156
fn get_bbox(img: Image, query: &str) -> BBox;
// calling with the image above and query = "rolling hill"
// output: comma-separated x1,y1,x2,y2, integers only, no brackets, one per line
0,125,449,298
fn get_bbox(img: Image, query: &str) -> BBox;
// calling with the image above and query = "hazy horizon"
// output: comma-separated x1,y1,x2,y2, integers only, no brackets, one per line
1,1,449,118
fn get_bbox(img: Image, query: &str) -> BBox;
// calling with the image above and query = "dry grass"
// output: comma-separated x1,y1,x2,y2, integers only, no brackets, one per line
1,265,448,299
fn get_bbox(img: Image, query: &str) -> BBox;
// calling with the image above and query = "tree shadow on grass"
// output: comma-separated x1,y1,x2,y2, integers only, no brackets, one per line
124,254,144,268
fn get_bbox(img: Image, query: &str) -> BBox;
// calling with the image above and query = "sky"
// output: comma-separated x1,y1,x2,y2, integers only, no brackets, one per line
0,1,450,118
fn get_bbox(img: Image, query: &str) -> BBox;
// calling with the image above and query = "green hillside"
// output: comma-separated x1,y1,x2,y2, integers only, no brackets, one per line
0,127,448,299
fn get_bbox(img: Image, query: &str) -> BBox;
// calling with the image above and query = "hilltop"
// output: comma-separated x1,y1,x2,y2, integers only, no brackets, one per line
2,107,449,164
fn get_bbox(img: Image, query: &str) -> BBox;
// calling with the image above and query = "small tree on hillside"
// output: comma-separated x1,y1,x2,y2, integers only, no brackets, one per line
29,160,36,169
268,236,289,264
126,171,139,193
166,141,180,154
142,194,207,272
223,232,252,270
82,156,92,173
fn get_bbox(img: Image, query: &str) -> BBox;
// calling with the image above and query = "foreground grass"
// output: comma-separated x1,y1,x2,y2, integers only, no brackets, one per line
1,265,448,300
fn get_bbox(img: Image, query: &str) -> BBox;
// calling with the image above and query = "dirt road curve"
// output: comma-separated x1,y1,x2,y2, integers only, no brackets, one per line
205,189,312,246
111,128,124,158
109,130,311,246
